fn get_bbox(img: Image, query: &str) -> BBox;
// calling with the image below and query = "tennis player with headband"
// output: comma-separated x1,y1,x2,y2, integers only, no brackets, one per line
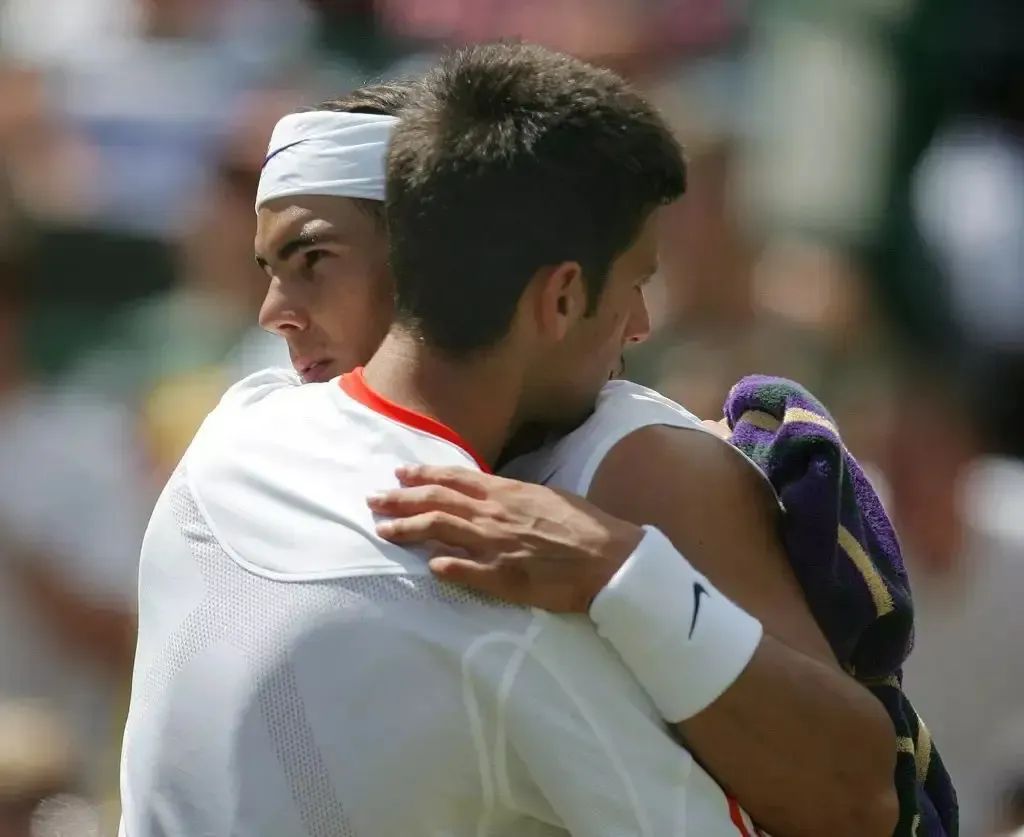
254,87,403,385
118,52,897,836
250,79,898,837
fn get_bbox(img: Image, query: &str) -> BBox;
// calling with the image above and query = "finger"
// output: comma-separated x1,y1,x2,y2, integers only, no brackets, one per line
376,511,488,552
394,465,499,499
428,557,525,603
367,484,482,520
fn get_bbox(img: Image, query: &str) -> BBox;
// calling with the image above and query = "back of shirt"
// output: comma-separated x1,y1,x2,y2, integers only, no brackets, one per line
120,370,758,836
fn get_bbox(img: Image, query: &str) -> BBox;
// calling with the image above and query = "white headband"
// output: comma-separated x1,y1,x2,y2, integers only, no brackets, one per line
255,111,398,212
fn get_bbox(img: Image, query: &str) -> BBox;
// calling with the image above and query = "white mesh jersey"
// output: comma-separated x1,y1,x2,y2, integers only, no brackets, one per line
119,369,759,837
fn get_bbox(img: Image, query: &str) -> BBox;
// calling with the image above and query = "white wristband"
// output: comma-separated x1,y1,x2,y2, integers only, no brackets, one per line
589,525,763,722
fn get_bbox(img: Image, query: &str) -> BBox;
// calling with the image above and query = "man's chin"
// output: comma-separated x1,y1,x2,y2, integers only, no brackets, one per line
499,410,593,466
537,400,599,440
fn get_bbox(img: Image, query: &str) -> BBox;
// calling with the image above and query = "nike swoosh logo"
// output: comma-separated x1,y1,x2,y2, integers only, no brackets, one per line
261,138,308,170
689,582,708,639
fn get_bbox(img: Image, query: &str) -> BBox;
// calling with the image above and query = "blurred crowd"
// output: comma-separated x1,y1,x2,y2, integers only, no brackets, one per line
0,0,1020,835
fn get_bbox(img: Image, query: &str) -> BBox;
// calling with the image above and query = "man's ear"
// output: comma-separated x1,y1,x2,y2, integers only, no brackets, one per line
529,261,587,342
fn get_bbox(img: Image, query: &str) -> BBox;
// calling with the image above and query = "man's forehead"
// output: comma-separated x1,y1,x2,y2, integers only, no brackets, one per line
254,197,367,252
257,207,329,239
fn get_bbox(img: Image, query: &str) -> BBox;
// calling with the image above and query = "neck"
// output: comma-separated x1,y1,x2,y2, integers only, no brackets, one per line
362,329,523,468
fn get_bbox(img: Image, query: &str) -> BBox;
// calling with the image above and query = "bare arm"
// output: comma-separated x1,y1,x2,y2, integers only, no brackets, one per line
587,425,897,837
369,446,898,837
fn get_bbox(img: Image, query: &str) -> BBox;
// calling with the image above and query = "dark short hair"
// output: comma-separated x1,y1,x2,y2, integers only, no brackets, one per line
315,82,415,118
312,82,416,225
385,42,686,355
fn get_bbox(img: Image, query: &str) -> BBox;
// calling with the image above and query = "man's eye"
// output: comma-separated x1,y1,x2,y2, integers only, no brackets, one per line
304,250,327,270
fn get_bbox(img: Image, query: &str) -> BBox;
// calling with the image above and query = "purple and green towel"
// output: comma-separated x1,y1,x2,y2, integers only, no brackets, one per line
724,375,958,837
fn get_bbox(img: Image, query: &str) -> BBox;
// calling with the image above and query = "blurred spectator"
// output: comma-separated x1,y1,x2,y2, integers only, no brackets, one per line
0,0,313,73
0,238,148,808
884,9,1024,829
627,53,893,466
0,0,314,372
0,0,140,68
900,449,1024,835
376,0,743,72
0,0,313,238
907,7,1024,460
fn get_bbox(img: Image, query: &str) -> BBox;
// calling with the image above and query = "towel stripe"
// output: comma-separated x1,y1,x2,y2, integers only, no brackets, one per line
838,525,895,617
739,410,781,432
784,407,839,436
915,715,933,785
896,737,915,755
747,403,893,621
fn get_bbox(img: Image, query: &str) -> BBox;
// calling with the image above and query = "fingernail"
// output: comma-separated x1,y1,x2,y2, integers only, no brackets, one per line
366,493,388,506
396,465,419,479
376,521,394,537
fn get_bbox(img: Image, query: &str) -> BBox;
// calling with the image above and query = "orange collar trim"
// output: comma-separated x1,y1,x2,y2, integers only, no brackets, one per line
340,367,493,473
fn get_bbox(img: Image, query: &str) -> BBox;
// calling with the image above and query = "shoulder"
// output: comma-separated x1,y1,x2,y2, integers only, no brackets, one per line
592,379,703,428
181,374,351,565
589,424,835,663
503,380,705,493
214,367,303,412
590,422,779,533
184,368,307,482
192,367,330,453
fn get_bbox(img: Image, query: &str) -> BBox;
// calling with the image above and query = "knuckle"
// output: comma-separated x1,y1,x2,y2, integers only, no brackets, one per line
479,519,510,541
479,500,505,518
422,485,447,503
383,518,408,535
420,510,444,529
501,479,524,496
388,493,415,510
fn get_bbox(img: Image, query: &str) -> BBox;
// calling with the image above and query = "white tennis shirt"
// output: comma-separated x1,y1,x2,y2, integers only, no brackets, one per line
118,369,761,836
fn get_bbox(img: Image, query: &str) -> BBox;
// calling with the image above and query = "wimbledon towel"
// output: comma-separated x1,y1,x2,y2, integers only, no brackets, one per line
724,375,958,837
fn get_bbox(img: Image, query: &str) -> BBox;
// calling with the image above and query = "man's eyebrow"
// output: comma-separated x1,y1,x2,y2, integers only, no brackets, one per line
255,229,341,269
277,230,340,262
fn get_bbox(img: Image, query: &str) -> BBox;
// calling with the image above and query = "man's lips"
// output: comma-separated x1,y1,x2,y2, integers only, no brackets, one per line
296,359,334,383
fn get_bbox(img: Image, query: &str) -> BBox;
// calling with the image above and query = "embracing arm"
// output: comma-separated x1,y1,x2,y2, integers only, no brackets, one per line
369,441,898,837
586,424,897,837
